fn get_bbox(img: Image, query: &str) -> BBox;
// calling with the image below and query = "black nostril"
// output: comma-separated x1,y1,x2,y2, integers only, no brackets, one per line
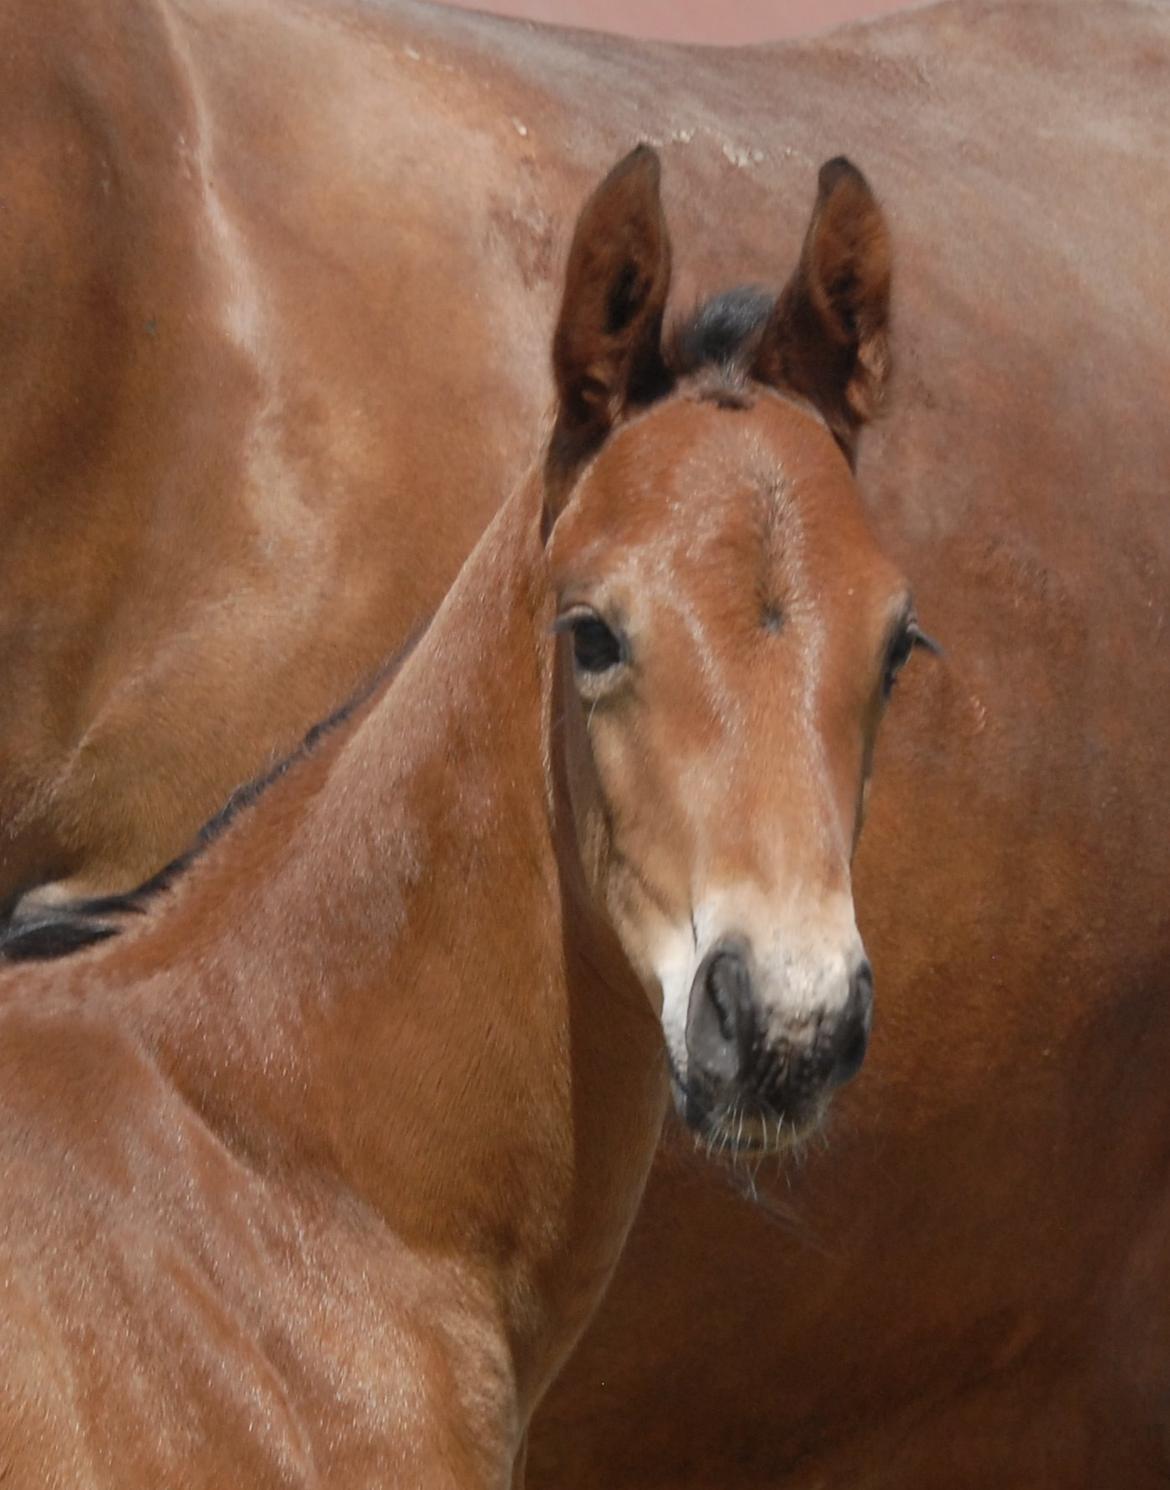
829,960,874,1087
707,953,745,1043
686,941,755,1087
834,1018,868,1085
853,959,874,1018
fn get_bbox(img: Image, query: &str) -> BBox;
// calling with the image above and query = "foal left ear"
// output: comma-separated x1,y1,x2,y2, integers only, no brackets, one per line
545,145,673,509
754,157,891,465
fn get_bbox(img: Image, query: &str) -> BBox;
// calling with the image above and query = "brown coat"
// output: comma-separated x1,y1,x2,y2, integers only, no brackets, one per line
1,0,1168,1483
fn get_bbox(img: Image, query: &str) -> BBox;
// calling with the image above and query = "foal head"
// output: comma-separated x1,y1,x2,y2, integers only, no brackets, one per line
544,148,929,1151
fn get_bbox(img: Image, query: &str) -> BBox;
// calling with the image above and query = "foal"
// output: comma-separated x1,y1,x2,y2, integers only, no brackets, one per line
0,149,920,1486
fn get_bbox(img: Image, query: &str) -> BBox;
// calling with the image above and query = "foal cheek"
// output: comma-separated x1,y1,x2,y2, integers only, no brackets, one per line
592,726,692,979
564,711,612,893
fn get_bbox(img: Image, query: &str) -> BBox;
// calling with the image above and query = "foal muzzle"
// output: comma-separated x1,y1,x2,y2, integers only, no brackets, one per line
677,937,873,1144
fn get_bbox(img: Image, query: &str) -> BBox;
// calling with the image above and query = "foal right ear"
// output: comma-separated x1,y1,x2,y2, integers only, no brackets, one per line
545,145,672,510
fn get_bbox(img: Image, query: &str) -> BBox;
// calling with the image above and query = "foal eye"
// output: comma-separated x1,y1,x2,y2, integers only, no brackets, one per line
883,627,915,697
570,615,624,674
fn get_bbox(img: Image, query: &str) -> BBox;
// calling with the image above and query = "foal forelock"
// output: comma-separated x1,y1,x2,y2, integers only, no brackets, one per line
667,286,775,385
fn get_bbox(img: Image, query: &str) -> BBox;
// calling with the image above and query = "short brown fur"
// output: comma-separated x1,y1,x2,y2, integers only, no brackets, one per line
2,0,1169,1484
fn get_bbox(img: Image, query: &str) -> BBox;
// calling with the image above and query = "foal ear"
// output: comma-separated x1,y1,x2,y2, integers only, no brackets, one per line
754,157,891,464
546,145,672,502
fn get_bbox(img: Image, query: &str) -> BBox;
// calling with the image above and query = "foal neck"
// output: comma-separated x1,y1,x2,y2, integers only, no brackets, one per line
150,473,668,1411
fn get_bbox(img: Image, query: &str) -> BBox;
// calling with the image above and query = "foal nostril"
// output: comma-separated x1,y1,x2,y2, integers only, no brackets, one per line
829,959,874,1087
685,941,755,1086
706,955,742,1043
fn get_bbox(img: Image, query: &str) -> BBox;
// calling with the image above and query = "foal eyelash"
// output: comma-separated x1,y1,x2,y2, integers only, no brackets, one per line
908,623,943,658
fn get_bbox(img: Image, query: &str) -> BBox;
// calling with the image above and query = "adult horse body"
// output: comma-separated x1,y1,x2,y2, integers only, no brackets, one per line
2,0,1169,1484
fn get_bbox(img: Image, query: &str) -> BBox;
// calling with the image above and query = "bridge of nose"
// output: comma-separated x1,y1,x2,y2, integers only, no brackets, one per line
694,879,862,1005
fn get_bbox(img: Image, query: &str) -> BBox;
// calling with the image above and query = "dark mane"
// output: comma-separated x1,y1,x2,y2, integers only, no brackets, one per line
667,285,775,384
0,632,426,964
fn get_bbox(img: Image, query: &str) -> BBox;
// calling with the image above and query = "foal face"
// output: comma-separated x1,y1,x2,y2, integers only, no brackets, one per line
544,145,914,1148
549,391,913,1146
539,145,912,1144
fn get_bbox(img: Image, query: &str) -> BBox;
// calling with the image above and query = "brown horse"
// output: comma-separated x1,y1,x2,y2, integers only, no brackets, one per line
4,0,1170,1483
0,149,911,1485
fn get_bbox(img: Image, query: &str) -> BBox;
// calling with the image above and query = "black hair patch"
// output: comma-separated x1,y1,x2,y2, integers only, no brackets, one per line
668,286,775,377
